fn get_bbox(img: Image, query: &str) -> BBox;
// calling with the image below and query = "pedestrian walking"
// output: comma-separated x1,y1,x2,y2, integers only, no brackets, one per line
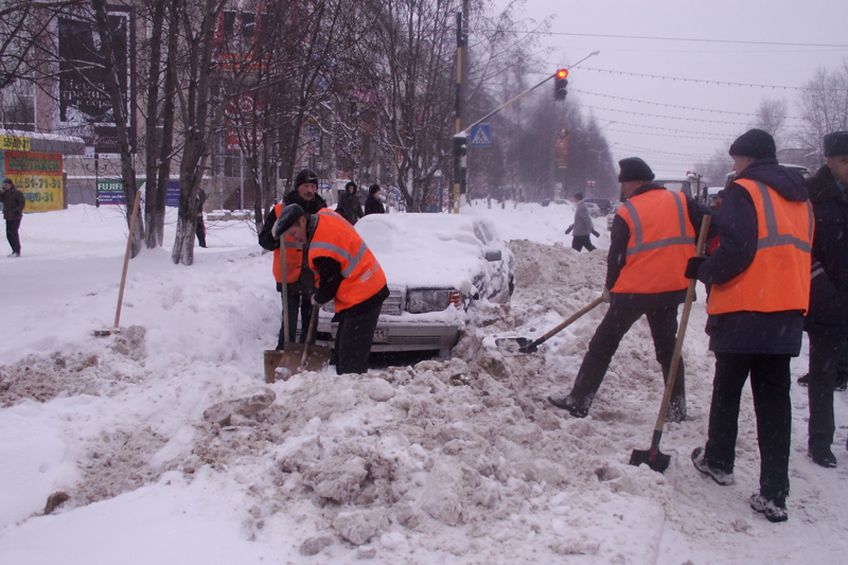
1,178,25,257
564,192,600,251
364,184,386,215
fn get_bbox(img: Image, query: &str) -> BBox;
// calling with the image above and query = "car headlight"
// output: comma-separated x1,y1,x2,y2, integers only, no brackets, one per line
406,289,461,314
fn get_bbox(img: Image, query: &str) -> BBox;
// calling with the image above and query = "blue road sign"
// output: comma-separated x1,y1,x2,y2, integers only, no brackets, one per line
468,123,493,147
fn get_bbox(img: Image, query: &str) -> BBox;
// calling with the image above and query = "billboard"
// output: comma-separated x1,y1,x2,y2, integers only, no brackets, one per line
96,178,180,207
2,150,64,212
57,7,135,154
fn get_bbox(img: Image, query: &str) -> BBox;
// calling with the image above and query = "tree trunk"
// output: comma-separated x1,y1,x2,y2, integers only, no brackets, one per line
143,0,165,248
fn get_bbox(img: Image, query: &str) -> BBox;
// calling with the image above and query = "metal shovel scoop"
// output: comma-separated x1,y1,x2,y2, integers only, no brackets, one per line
495,296,605,354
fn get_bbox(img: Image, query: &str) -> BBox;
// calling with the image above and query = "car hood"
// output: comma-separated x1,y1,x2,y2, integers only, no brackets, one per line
355,213,510,293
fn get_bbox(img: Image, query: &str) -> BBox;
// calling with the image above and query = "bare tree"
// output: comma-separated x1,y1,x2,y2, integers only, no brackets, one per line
170,0,227,266
754,97,788,146
796,63,848,163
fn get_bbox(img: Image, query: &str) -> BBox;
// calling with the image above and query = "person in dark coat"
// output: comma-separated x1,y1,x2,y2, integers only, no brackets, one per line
337,181,363,225
688,129,812,523
364,184,386,215
258,169,327,347
801,131,848,467
1,178,25,257
564,192,600,251
195,188,207,248
548,157,708,422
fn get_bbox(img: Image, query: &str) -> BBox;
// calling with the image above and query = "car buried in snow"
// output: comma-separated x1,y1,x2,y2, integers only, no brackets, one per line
314,213,515,356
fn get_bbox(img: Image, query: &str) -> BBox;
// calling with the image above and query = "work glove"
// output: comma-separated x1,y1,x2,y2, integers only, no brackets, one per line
565,225,573,235
601,288,611,303
685,256,706,279
592,230,600,237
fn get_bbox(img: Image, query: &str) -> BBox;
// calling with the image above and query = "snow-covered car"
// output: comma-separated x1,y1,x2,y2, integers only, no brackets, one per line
315,213,515,355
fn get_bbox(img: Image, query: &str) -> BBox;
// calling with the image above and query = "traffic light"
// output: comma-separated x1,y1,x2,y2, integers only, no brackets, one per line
453,134,467,165
554,68,569,101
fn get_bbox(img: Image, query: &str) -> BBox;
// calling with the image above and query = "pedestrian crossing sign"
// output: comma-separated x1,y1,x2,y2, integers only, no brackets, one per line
469,123,493,147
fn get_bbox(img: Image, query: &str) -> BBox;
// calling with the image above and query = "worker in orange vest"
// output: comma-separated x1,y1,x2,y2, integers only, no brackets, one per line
687,128,812,523
259,169,327,348
548,157,708,421
274,203,389,374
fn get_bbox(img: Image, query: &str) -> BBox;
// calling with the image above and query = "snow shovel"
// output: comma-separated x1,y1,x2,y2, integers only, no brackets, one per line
263,298,332,382
630,215,711,473
495,295,605,354
94,190,142,337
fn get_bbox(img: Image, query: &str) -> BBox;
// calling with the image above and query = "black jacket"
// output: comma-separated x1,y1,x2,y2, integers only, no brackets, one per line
338,192,363,224
257,191,327,252
804,165,848,337
695,159,809,354
364,196,385,215
1,186,25,221
607,184,708,310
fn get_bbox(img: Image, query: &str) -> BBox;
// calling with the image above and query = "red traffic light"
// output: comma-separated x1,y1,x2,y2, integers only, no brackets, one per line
556,68,569,79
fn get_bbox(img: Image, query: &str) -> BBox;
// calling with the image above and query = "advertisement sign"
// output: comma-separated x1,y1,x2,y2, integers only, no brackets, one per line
2,150,64,212
57,7,135,153
0,134,31,151
96,178,180,206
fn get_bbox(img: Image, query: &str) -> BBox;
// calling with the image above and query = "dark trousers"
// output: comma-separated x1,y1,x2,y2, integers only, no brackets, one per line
195,218,206,247
276,289,312,348
704,353,791,504
334,300,383,375
571,235,596,252
569,303,685,410
5,218,21,254
808,334,845,451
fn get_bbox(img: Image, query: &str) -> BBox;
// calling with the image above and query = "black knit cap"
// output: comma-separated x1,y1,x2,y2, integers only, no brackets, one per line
345,181,357,192
368,183,381,196
824,131,848,157
729,128,776,160
618,157,655,182
294,168,319,189
274,203,305,236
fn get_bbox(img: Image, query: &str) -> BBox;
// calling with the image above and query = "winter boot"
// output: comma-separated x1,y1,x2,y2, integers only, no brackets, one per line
691,447,734,486
796,373,809,387
809,446,837,468
547,394,591,418
750,493,788,523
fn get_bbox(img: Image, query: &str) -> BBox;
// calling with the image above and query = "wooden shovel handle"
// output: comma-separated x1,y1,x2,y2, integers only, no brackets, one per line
113,190,142,329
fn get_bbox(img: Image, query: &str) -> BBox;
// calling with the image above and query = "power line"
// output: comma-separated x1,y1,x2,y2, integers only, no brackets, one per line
612,142,709,160
574,88,804,121
579,66,827,91
585,104,749,126
596,119,739,138
476,29,848,49
606,127,729,141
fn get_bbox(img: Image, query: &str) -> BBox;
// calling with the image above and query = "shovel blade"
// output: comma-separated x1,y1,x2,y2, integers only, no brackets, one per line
494,337,536,354
629,448,671,473
263,345,332,383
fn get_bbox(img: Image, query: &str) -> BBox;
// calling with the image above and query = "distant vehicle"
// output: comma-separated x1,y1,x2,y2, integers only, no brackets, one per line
582,197,613,215
723,163,812,188
315,213,515,356
705,186,724,207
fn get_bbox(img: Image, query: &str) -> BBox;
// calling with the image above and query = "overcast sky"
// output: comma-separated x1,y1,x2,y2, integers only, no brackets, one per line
487,0,848,177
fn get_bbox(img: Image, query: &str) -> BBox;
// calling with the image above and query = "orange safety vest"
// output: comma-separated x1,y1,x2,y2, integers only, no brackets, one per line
707,179,813,315
612,189,696,294
272,202,304,285
308,209,387,312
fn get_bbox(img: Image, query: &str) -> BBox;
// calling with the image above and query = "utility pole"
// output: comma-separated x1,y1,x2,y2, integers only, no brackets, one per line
451,10,467,214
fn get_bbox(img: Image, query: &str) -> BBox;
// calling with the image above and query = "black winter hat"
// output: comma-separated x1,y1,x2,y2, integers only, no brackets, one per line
729,128,776,160
294,168,319,189
618,157,655,182
824,131,848,157
344,181,357,192
368,183,381,196
273,203,305,237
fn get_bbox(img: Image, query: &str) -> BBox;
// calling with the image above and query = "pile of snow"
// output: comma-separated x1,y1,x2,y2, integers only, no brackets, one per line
1,202,847,564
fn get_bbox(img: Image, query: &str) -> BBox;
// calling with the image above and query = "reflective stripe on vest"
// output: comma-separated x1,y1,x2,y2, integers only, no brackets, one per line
706,179,812,315
612,190,696,294
272,202,304,284
309,209,387,312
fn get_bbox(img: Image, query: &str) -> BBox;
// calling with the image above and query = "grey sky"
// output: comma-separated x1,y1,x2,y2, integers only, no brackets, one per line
488,0,848,177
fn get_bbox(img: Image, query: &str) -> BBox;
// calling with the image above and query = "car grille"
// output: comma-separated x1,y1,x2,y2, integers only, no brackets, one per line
380,288,403,316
